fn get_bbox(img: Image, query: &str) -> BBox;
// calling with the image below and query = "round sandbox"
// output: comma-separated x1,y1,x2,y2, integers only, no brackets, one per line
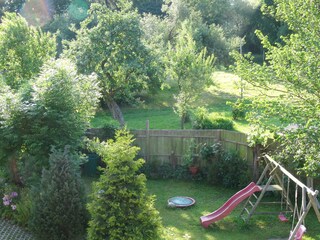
167,196,196,208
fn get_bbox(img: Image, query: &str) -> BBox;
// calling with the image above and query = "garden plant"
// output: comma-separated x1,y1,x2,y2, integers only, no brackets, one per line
0,0,319,239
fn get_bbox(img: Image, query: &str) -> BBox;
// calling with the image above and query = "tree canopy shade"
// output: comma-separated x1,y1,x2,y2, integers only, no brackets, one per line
65,3,162,126
232,0,320,177
0,12,56,90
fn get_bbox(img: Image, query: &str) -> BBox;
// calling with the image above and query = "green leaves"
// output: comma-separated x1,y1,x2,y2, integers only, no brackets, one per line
66,3,162,125
165,21,214,128
0,58,101,179
232,0,320,177
0,13,55,90
87,129,162,240
30,147,87,240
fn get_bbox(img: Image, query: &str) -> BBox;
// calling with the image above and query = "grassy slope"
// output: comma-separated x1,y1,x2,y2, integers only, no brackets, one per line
91,72,245,132
91,71,284,133
147,179,320,240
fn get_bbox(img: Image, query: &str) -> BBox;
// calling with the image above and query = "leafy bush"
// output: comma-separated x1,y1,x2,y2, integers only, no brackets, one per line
30,147,87,240
227,99,250,120
209,118,234,130
13,187,32,227
192,107,234,130
102,122,119,140
87,129,162,240
217,152,249,188
193,116,234,130
199,143,223,184
0,58,101,184
0,183,19,220
199,143,249,188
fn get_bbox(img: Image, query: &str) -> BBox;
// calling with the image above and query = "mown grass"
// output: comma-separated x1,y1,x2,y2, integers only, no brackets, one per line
91,71,273,133
147,179,320,240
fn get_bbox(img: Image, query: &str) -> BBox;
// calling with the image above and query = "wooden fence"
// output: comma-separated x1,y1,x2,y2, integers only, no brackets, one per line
86,127,259,178
131,128,258,174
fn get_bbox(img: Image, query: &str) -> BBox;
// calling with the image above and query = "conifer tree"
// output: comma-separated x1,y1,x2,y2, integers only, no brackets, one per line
30,147,87,240
87,129,162,240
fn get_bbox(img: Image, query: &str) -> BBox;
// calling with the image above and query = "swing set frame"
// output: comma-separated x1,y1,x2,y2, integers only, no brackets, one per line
240,154,320,240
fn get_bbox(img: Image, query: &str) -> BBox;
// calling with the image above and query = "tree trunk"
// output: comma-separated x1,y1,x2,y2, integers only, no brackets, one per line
8,153,22,185
180,111,188,129
180,116,185,129
105,95,125,127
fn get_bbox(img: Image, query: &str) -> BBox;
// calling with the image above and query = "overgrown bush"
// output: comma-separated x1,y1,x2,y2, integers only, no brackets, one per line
192,107,234,130
87,129,162,240
227,99,250,120
199,143,223,184
217,152,249,188
199,143,249,188
30,147,87,240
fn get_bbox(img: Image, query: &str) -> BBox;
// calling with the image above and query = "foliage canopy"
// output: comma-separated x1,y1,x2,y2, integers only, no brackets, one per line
66,3,162,126
0,12,56,90
232,0,320,177
165,22,214,128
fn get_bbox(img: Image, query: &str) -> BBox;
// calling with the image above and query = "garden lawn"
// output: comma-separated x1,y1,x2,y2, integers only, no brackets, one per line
147,179,320,240
91,71,284,133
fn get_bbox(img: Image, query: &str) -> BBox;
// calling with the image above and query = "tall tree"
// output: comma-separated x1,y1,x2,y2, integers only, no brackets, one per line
0,12,56,90
66,3,162,126
232,0,320,177
165,22,214,129
155,0,231,66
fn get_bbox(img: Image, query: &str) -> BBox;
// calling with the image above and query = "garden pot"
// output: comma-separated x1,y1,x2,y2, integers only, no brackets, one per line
189,166,199,176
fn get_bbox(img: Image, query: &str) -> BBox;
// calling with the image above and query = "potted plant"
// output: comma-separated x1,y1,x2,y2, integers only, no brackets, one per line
188,164,199,176
182,142,200,176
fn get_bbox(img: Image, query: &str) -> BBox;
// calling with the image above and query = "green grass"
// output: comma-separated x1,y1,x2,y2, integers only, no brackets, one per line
91,71,285,133
147,179,320,240
91,108,190,129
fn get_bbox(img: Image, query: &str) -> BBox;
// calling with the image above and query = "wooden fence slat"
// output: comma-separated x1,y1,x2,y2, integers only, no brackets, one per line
130,129,254,165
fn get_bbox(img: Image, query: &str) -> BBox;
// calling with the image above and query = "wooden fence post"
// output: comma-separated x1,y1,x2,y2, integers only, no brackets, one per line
146,120,150,162
253,144,260,182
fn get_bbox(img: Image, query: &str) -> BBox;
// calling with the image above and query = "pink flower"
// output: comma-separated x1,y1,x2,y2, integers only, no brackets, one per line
3,200,10,206
2,195,10,201
11,204,17,210
10,192,18,198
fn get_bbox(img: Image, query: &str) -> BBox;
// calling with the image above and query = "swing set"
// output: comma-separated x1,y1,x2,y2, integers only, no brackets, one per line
240,155,320,240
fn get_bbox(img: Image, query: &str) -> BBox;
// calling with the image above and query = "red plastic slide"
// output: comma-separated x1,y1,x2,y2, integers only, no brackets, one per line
200,182,262,228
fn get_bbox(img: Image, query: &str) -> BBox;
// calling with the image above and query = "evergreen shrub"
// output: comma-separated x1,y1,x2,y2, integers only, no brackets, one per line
87,129,162,240
30,147,87,240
